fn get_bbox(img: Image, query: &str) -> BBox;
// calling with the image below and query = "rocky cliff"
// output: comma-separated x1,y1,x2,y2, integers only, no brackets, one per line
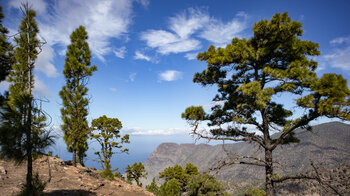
143,122,350,187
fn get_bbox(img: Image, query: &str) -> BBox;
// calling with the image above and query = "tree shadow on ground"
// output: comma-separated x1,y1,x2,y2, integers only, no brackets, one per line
44,189,97,196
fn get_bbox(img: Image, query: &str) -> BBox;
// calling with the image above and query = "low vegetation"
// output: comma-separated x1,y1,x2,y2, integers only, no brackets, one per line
146,163,231,196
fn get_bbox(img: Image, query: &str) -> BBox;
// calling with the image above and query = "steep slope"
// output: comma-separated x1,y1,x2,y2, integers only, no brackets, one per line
0,156,154,196
144,122,350,185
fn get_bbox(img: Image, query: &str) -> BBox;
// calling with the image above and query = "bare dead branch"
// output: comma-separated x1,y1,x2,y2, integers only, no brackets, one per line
273,161,343,196
190,120,266,148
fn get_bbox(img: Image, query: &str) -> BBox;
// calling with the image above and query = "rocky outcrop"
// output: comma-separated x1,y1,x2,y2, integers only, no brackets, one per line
0,156,154,196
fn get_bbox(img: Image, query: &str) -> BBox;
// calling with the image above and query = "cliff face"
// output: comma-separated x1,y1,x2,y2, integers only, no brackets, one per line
143,122,350,185
0,156,154,196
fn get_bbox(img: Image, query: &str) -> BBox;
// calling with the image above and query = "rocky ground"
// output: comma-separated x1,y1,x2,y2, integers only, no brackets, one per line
0,156,154,196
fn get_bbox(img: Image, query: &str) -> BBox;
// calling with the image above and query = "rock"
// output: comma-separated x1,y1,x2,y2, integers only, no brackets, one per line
0,166,7,175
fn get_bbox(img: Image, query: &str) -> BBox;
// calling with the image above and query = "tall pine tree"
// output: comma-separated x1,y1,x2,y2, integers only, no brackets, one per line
0,4,52,194
60,26,97,167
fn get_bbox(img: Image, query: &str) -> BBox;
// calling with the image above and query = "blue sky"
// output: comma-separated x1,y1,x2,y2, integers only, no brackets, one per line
0,0,350,169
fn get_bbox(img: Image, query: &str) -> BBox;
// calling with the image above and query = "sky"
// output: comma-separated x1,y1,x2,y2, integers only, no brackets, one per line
0,0,350,170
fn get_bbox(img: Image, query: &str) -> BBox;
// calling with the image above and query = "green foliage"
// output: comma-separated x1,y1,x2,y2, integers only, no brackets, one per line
159,179,181,196
59,25,97,166
159,164,189,191
0,6,13,83
90,115,129,179
182,12,350,194
187,173,228,196
17,172,46,196
0,5,52,193
126,162,147,187
245,188,266,196
185,162,200,176
181,106,205,121
0,93,53,162
100,168,115,181
146,178,159,195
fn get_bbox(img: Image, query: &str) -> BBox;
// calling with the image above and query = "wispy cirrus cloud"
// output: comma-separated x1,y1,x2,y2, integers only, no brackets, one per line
129,73,137,82
184,52,198,60
9,0,48,15
109,87,117,92
159,70,183,82
140,8,247,56
134,51,152,61
199,11,247,45
9,0,143,62
113,46,127,59
318,35,350,72
330,36,350,45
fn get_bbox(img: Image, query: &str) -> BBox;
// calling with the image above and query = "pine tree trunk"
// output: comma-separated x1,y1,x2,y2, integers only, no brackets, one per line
26,100,33,193
265,149,274,196
73,149,77,167
26,16,33,192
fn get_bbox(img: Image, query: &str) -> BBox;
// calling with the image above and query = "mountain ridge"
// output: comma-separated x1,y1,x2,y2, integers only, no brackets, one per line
143,121,350,186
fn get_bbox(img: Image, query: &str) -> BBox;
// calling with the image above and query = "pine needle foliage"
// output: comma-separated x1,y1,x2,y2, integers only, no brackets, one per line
0,6,13,83
0,4,52,194
182,12,350,195
126,162,147,187
90,115,129,179
59,26,97,167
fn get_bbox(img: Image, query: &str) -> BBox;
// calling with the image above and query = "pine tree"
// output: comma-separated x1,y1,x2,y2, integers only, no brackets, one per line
59,26,97,167
0,6,13,83
182,12,350,195
186,173,227,196
146,178,160,195
0,4,52,194
126,162,147,187
159,163,199,193
90,115,130,179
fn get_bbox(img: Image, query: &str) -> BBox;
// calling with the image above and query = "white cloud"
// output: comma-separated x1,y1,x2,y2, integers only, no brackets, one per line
113,46,127,59
330,36,350,45
35,45,58,78
184,52,198,60
140,8,247,55
159,70,183,82
158,39,201,55
33,76,53,97
169,8,209,39
109,87,117,92
202,101,225,111
140,29,202,55
318,35,350,72
58,49,66,56
323,46,350,71
135,0,149,8
9,0,48,15
10,0,135,61
199,12,247,45
123,127,187,135
134,51,151,61
129,73,137,82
